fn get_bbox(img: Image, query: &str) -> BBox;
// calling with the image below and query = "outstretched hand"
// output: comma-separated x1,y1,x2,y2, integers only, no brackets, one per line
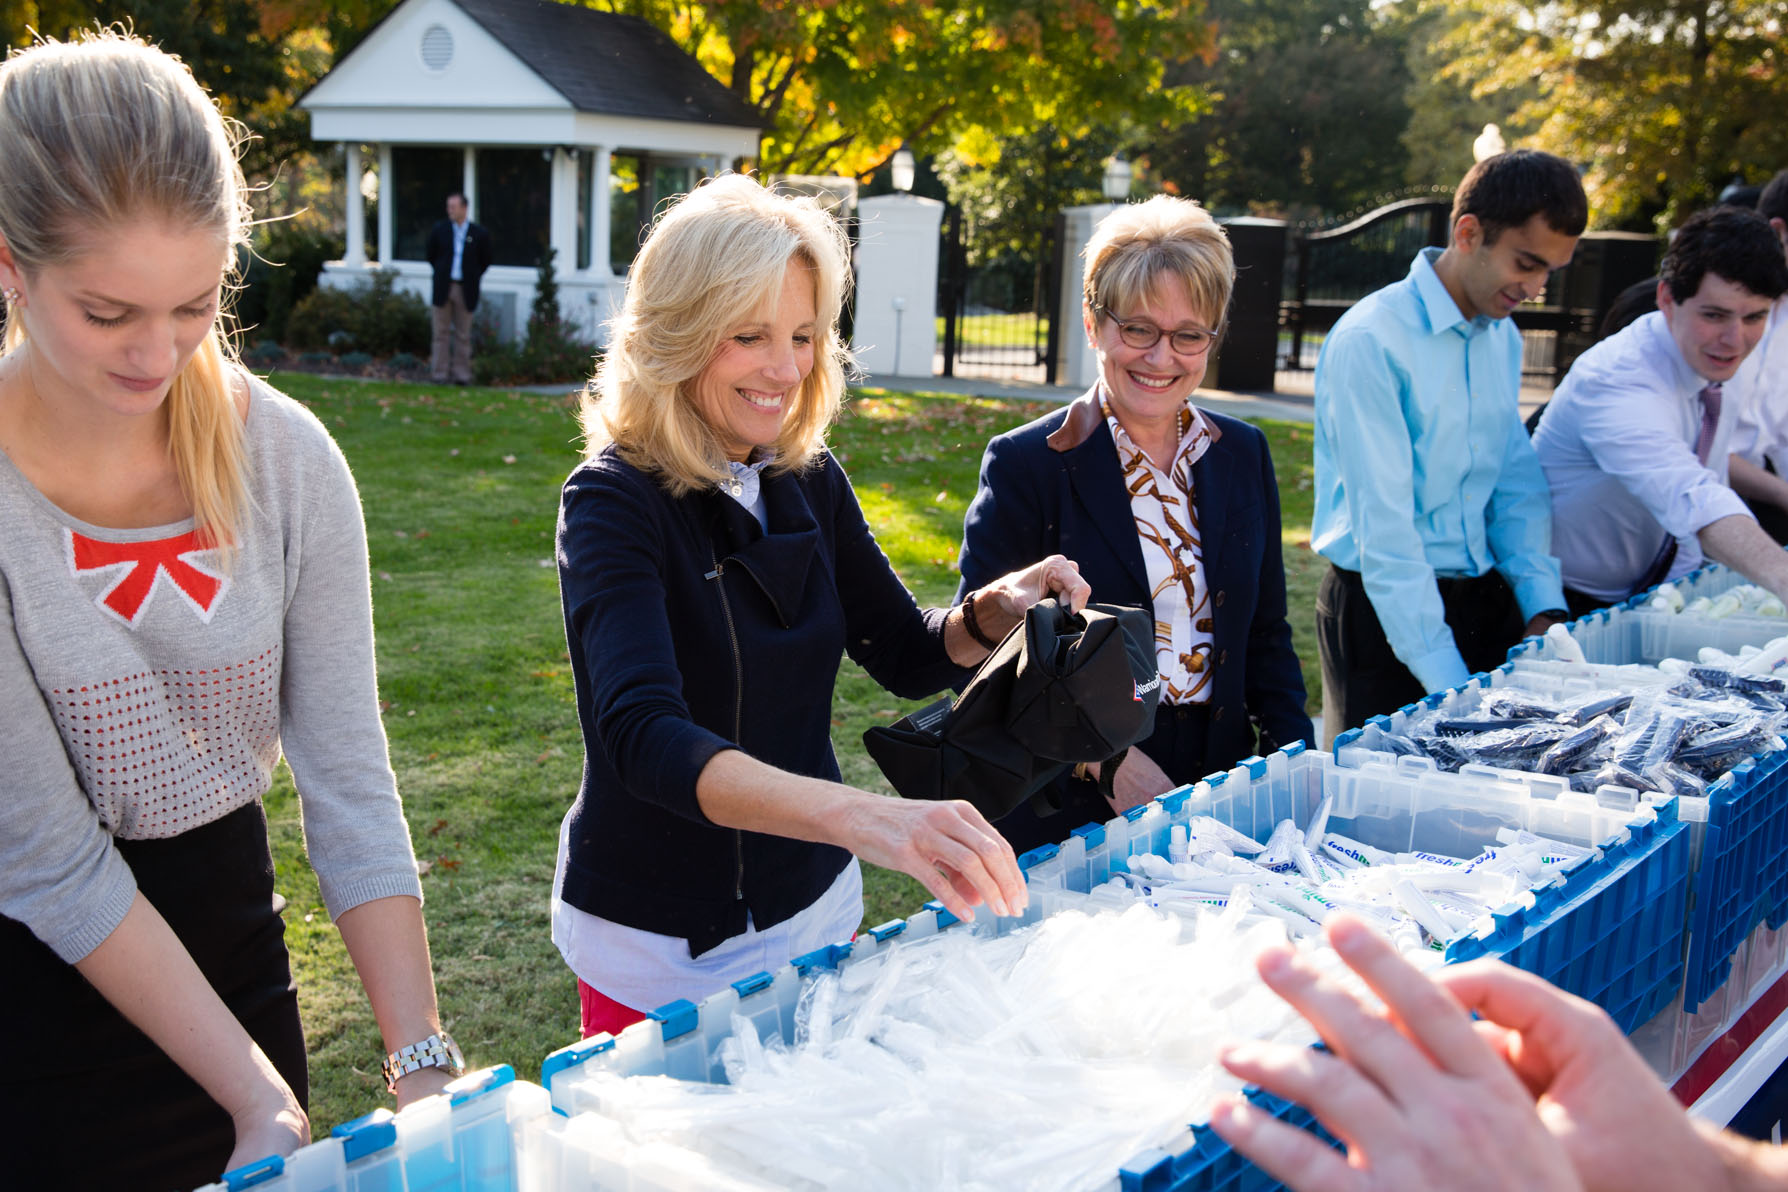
836,794,1027,925
1208,913,1583,1192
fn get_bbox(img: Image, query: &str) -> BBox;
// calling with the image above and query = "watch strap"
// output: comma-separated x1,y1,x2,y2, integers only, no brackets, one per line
381,1031,464,1093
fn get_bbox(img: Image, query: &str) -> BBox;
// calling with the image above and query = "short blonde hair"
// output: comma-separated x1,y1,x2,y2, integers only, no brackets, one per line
1082,195,1234,330
0,29,252,553
580,174,852,495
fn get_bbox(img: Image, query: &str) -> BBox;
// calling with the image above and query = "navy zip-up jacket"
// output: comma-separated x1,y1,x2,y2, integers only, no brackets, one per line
556,445,968,956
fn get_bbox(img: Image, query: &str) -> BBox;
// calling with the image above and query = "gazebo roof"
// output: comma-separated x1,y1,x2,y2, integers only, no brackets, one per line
300,0,761,153
447,0,760,128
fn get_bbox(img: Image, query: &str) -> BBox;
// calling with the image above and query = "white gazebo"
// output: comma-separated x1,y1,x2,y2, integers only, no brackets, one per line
299,0,762,344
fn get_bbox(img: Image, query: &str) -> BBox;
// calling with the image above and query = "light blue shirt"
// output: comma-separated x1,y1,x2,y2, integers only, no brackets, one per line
450,219,468,281
1312,248,1564,694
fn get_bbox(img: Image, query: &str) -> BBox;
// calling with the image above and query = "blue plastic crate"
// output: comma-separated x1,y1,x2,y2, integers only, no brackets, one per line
1500,604,1788,1010
195,1065,553,1192
543,744,1686,1192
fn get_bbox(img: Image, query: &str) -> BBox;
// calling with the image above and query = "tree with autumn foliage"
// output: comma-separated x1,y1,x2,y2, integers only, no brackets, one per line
1406,0,1788,230
580,0,1218,181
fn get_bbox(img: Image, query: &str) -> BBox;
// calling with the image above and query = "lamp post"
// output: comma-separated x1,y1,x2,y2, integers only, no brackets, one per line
1102,153,1131,202
891,145,916,194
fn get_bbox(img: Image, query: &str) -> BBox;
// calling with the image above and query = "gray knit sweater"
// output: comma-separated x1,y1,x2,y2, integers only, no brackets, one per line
0,376,422,963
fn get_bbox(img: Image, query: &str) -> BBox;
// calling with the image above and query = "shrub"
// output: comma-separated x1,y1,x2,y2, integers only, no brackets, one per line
386,352,423,374
470,248,598,386
338,351,375,371
297,351,334,368
241,340,286,368
286,269,430,357
234,221,343,345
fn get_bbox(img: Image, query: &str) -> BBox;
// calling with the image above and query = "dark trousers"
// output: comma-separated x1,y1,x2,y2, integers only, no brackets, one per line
1316,565,1525,733
994,701,1213,856
1745,458,1788,544
0,802,307,1192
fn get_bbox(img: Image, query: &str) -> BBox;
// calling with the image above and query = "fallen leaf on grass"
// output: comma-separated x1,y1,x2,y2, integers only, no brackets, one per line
434,856,462,872
417,859,433,876
428,819,450,837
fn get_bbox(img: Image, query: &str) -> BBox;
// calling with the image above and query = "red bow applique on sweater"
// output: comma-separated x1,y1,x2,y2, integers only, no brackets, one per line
67,529,228,628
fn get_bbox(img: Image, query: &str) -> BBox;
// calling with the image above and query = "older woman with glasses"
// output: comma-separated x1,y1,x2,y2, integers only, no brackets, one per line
955,196,1311,854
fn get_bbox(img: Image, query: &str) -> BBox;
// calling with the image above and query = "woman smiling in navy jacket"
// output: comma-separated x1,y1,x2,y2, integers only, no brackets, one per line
956,197,1311,854
553,176,1088,1039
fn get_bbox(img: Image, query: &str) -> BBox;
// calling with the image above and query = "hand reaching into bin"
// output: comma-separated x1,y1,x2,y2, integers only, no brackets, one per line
1210,913,1788,1192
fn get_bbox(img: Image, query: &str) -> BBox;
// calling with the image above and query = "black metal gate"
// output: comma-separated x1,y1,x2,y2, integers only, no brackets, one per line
937,207,1061,384
1279,197,1603,385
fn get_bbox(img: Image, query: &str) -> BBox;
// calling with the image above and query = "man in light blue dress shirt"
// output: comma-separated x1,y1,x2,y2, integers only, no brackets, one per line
1312,151,1584,732
1535,205,1788,613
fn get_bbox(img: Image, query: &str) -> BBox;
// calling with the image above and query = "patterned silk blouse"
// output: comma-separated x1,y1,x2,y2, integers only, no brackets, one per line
1101,393,1219,705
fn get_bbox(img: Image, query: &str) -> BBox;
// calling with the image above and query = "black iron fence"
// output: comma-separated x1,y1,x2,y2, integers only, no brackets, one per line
936,206,1061,384
1278,200,1659,385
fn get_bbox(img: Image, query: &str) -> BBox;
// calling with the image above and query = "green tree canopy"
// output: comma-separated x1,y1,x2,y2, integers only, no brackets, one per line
583,0,1217,181
1414,0,1788,229
1145,0,1414,217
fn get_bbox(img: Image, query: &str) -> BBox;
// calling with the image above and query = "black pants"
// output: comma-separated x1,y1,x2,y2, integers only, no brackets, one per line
0,802,307,1192
995,701,1213,856
1316,565,1525,734
1564,585,1614,620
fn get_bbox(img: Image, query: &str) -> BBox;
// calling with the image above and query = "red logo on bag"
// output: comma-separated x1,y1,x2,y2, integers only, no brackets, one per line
68,529,228,628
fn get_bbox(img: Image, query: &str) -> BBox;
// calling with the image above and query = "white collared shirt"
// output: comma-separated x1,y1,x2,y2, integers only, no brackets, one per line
1101,393,1217,704
1534,310,1752,601
1730,299,1788,470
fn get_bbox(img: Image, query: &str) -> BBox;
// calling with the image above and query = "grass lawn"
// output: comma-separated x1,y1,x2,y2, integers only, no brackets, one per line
934,311,1051,351
262,371,1320,1134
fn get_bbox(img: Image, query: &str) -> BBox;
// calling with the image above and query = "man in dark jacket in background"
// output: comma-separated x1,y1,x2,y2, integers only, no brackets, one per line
427,192,490,384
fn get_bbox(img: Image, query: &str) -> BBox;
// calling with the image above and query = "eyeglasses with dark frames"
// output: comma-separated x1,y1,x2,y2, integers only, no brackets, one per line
1094,305,1216,357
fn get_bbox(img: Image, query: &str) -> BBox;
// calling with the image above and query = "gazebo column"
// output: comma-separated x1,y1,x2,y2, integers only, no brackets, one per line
587,145,611,276
342,143,367,267
463,146,477,217
550,146,577,273
376,143,393,266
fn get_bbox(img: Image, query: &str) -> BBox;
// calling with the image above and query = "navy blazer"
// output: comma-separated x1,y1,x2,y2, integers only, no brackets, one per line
558,446,967,956
427,219,491,311
955,389,1311,776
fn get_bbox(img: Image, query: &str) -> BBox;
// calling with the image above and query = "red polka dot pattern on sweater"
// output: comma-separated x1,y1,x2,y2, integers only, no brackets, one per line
45,645,284,840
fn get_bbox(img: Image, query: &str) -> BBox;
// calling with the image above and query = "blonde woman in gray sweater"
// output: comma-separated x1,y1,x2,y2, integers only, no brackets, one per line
0,31,451,1187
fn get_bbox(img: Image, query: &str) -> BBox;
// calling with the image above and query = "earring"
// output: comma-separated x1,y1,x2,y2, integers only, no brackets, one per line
1,286,18,307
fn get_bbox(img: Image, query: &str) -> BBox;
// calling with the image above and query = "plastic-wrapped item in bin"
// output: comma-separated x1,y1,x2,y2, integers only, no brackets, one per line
1557,690,1635,725
1536,715,1620,775
1435,721,1572,768
1677,719,1786,774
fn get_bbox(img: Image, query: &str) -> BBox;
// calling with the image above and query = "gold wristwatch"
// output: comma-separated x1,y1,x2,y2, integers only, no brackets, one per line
381,1031,464,1093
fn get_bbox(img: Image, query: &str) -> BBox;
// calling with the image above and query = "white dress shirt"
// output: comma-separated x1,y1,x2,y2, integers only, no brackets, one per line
1534,310,1753,601
1730,299,1788,470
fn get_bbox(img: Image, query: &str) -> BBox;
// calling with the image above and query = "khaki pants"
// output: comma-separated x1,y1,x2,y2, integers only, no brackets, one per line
431,282,474,383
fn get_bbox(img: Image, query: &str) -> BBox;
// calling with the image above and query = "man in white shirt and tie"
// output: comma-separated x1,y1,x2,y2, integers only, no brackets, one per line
1725,169,1788,540
1534,205,1788,614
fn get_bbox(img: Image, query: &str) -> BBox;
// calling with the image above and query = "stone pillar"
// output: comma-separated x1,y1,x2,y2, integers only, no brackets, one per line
853,193,944,377
342,143,366,268
1055,203,1124,390
376,143,394,265
463,147,477,217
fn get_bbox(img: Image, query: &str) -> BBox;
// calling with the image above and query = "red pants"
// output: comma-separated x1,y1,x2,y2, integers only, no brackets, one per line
579,979,648,1039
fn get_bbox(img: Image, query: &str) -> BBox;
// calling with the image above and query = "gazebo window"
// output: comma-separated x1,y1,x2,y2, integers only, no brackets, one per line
576,150,594,272
392,146,463,261
477,148,551,268
610,154,646,274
